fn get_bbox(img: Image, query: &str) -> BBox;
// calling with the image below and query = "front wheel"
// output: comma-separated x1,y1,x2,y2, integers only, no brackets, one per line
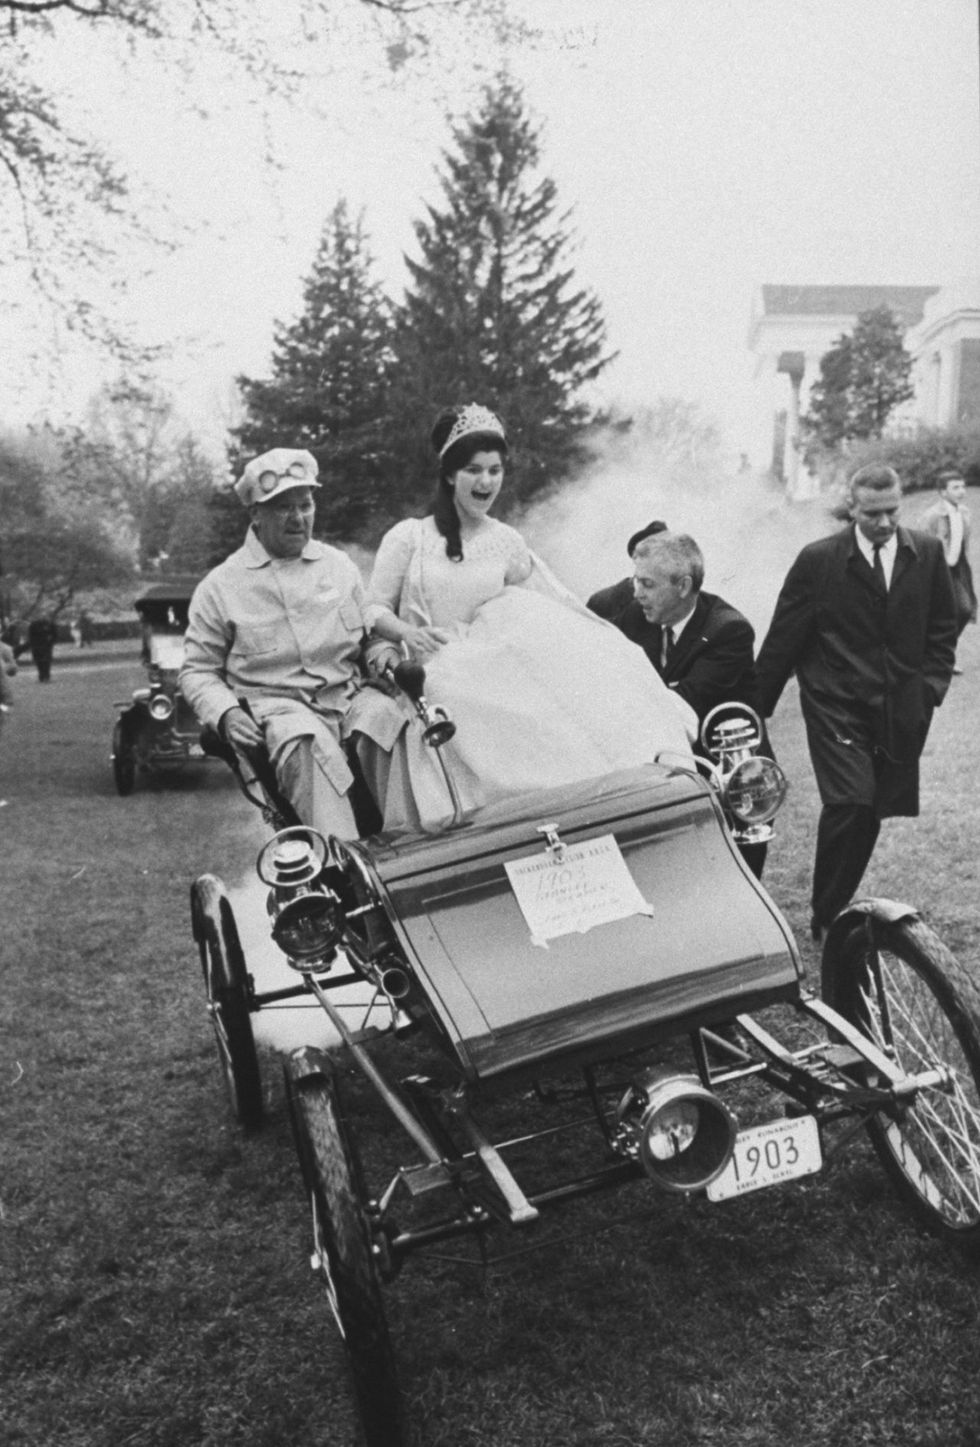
823,914,980,1252
284,1050,405,1447
191,874,263,1128
111,718,136,796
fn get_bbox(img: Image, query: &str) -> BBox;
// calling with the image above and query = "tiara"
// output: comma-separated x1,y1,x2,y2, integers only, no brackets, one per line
438,404,505,457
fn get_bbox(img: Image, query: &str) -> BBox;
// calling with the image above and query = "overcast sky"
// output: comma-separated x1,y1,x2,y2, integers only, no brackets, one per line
6,0,979,468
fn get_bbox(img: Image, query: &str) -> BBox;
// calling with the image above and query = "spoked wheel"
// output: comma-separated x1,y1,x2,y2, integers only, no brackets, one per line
191,874,264,1129
823,914,980,1252
112,719,136,796
284,1049,405,1447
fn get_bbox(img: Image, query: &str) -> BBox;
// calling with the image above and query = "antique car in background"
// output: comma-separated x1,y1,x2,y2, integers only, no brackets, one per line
190,673,980,1447
111,577,207,796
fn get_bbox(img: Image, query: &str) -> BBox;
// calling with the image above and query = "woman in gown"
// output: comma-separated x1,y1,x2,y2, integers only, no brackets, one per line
366,403,695,833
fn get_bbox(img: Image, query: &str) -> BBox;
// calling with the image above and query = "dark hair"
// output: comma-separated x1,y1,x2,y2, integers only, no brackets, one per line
935,466,965,490
848,462,902,498
427,407,508,561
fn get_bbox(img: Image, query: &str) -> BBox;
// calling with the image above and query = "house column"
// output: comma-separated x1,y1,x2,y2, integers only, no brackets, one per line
777,351,811,499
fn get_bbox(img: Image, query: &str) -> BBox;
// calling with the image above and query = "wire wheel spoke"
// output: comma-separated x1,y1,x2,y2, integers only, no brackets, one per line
863,947,980,1226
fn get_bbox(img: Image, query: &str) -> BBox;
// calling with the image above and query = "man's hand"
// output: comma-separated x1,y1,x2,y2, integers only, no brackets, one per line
220,705,265,752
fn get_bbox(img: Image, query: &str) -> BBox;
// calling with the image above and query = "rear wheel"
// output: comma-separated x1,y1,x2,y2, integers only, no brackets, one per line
112,719,136,796
191,874,263,1128
284,1050,405,1447
824,914,980,1252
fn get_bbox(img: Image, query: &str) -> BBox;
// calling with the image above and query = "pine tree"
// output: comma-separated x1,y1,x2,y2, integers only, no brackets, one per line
802,305,915,457
392,76,614,514
232,199,395,541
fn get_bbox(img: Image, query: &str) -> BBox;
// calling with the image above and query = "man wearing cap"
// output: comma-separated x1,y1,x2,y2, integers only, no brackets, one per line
756,463,957,940
180,449,405,840
586,521,668,665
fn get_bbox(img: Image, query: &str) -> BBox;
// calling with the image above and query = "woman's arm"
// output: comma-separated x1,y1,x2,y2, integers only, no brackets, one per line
502,527,534,585
367,520,450,658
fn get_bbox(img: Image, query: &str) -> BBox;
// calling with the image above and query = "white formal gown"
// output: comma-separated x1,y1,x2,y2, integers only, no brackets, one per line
366,515,695,834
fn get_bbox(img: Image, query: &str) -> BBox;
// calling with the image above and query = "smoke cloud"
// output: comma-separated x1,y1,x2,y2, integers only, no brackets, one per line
517,421,841,636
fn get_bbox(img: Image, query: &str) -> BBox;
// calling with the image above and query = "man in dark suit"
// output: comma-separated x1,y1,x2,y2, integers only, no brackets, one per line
755,463,957,940
626,531,761,723
594,529,767,876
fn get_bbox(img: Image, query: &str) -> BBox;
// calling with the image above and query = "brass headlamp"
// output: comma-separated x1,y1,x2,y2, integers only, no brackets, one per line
148,691,175,722
613,1068,738,1193
256,827,343,973
699,704,787,842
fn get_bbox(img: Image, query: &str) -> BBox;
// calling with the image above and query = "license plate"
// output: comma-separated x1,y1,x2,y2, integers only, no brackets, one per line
707,1114,822,1202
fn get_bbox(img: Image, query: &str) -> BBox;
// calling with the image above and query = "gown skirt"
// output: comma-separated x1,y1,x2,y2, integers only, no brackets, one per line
372,583,695,835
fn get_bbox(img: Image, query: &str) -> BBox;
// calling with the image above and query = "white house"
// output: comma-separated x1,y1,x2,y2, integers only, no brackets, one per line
746,282,980,496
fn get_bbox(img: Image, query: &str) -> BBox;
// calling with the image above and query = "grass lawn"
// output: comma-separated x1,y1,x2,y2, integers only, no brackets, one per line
2,628,980,1447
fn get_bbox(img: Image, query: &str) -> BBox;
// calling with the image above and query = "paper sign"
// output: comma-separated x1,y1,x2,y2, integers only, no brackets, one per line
504,833,653,947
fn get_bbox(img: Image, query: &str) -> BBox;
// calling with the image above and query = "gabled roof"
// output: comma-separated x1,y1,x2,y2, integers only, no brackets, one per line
760,285,939,327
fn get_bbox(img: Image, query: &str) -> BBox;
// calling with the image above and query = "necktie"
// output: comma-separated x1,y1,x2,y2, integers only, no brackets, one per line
660,626,674,671
872,544,887,591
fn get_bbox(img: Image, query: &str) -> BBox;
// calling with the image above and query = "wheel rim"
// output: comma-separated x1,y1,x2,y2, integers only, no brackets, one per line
207,985,239,1108
859,948,980,1229
310,1194,345,1337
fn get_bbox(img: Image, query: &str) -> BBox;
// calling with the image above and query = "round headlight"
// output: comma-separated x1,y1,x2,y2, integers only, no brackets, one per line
616,1071,738,1192
723,756,788,825
271,892,342,971
148,693,174,722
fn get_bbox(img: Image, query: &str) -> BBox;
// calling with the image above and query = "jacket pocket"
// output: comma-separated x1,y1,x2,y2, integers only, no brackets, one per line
234,623,278,657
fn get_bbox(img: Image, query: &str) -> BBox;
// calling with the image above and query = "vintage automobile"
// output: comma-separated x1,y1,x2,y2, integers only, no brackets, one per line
190,675,980,1447
111,578,208,796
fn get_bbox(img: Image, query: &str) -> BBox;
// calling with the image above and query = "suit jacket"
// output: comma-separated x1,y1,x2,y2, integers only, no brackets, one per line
589,580,762,732
658,591,760,724
587,577,661,666
756,525,957,807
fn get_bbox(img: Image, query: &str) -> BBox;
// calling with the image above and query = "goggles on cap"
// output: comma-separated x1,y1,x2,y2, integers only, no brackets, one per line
257,460,311,494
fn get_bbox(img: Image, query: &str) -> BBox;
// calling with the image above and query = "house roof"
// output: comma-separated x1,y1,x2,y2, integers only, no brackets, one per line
759,285,939,327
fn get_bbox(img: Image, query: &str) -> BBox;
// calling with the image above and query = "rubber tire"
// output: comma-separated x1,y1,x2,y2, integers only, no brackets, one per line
823,914,980,1253
112,719,136,796
284,1051,405,1447
191,874,264,1129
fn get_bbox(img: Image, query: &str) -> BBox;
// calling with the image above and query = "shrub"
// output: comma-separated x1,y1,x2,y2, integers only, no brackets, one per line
840,422,980,494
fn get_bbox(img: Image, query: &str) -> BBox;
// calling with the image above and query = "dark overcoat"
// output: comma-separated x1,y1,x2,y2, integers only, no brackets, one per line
755,525,957,816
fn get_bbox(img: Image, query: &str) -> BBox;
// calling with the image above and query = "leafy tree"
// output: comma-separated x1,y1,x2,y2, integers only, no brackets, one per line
391,75,615,515
0,429,134,625
0,1,523,362
802,305,915,457
841,421,980,495
232,199,396,541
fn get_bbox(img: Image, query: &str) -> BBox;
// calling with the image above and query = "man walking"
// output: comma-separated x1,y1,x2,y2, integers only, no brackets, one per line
27,615,57,682
755,463,957,940
921,465,976,672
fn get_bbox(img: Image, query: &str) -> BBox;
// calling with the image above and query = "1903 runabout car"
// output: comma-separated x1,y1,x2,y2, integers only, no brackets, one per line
190,676,980,1447
111,579,210,795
